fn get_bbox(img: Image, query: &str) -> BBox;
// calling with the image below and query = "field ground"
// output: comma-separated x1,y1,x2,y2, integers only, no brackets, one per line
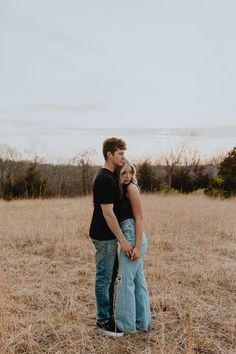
0,194,236,354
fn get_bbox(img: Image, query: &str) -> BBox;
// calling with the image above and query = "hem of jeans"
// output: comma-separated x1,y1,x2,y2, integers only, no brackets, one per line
116,320,137,334
136,327,149,332
118,328,137,333
97,319,110,325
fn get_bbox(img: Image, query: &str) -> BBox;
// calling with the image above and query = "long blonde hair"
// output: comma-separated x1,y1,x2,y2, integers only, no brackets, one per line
118,160,139,195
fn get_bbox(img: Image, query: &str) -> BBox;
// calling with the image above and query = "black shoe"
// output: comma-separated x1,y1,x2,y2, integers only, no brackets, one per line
97,319,124,337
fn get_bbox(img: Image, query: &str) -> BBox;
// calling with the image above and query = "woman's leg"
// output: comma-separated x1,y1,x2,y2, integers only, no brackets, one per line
115,249,141,332
134,259,151,330
134,232,151,330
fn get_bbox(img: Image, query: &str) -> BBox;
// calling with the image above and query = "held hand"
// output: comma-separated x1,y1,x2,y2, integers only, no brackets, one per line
120,239,133,258
130,246,141,261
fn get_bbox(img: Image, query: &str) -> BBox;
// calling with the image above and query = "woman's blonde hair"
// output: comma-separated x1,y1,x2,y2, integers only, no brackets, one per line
118,160,139,194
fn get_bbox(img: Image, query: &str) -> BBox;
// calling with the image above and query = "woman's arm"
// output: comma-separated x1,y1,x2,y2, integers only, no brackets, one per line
127,183,143,260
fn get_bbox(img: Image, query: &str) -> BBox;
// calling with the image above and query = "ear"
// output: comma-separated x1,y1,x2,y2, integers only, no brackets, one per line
107,151,113,159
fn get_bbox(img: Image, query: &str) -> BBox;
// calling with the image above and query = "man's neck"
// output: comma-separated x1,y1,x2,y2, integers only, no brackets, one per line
103,161,115,172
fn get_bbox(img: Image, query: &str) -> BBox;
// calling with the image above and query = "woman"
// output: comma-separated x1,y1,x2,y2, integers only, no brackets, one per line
115,160,151,333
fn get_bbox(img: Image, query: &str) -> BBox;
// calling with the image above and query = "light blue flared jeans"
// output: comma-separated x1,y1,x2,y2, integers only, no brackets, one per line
115,218,151,332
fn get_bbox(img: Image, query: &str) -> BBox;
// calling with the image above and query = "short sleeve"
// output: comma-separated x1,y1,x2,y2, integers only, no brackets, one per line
96,177,115,204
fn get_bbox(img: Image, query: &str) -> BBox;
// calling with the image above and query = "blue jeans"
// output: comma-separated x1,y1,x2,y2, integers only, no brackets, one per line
115,218,151,332
91,238,118,323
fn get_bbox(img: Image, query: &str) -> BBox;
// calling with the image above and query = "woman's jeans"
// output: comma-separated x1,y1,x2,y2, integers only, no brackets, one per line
91,238,118,323
115,218,151,332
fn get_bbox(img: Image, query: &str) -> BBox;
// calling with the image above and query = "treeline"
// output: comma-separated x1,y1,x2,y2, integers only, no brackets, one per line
137,161,216,193
0,144,235,200
0,159,96,200
204,146,236,198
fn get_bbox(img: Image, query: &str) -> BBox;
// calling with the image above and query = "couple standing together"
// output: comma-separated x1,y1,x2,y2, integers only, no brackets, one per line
89,137,151,337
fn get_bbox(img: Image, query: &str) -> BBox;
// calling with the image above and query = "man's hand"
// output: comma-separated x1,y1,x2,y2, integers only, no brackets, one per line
130,246,141,261
120,239,133,257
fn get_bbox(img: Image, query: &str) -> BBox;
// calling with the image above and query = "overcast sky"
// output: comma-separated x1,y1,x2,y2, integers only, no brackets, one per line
0,0,236,159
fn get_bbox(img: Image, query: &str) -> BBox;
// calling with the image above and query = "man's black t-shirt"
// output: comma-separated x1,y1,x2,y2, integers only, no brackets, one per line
89,168,121,240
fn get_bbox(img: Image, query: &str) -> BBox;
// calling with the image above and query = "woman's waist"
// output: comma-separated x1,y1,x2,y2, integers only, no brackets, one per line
119,218,135,227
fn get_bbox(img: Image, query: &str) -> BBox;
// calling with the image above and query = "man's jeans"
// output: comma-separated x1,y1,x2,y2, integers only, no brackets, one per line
115,218,151,332
91,238,118,323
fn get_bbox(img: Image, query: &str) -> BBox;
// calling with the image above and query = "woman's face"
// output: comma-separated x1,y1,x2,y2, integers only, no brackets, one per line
120,166,133,185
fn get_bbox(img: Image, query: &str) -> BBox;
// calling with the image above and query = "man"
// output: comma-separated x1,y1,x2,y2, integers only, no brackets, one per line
89,137,133,337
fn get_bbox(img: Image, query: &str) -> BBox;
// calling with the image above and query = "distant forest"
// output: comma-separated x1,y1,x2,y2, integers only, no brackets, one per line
0,144,235,199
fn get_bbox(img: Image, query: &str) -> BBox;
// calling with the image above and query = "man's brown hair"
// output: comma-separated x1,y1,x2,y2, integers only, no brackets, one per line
103,137,127,160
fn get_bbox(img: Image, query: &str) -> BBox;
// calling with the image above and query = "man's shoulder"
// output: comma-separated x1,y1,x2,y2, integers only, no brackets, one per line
94,169,115,184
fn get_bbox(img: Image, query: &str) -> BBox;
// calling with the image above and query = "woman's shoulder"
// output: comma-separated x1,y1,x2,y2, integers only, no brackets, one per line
127,182,139,194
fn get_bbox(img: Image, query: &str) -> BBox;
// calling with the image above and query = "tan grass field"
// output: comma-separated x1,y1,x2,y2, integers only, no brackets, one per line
0,194,236,354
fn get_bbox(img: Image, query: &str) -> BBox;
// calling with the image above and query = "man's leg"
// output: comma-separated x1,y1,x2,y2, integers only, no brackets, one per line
92,239,118,323
109,250,118,318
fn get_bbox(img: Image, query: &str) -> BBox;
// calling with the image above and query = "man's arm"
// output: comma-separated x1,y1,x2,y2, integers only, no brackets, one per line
101,204,133,256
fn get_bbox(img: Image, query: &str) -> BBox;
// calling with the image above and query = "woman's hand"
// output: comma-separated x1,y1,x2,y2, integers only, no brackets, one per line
131,246,141,261
120,238,133,258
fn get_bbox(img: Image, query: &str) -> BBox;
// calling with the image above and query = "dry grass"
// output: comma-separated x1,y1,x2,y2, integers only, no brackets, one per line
0,194,236,354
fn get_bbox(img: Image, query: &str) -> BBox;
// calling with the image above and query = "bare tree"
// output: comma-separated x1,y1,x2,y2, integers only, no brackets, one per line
22,141,50,164
72,149,97,195
208,153,225,169
0,144,21,161
0,144,22,198
158,135,201,190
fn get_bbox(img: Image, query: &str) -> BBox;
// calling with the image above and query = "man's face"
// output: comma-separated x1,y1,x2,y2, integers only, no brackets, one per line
109,149,125,167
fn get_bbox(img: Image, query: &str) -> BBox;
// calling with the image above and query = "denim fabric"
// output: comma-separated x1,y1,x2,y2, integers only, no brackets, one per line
115,218,151,332
91,239,118,323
